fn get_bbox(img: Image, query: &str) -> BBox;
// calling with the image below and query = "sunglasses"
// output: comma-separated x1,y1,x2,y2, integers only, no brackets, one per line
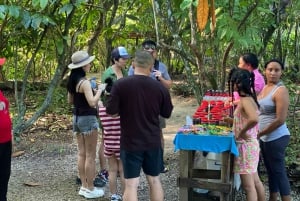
143,44,156,51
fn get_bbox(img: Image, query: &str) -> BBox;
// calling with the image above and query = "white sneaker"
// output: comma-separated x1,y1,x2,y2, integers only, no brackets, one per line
78,187,86,196
83,187,104,199
111,194,122,201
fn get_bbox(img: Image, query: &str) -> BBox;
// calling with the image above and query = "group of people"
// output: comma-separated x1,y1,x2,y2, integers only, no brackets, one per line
0,46,292,201
66,40,173,200
228,53,291,201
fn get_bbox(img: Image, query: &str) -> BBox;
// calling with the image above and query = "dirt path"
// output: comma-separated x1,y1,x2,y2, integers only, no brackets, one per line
7,95,198,201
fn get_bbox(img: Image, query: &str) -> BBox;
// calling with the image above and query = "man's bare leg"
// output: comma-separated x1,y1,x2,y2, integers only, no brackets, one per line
147,175,164,201
122,177,139,201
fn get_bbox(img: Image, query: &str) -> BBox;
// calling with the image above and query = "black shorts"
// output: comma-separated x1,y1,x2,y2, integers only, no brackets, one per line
120,147,163,179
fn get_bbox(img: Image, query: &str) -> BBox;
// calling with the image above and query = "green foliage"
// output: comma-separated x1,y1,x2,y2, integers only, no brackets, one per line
285,88,300,165
40,0,48,10
58,4,74,16
171,80,194,97
13,85,70,115
0,4,56,29
48,86,71,115
8,5,20,18
0,0,299,166
180,0,194,10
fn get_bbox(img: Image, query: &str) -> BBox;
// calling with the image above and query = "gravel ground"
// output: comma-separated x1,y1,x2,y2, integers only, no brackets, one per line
8,137,179,201
7,96,300,201
7,140,300,201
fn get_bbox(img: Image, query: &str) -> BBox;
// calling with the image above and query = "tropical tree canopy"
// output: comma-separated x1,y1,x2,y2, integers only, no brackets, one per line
0,0,299,137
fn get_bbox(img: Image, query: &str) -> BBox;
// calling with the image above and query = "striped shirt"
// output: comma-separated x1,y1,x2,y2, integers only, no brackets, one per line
99,106,121,150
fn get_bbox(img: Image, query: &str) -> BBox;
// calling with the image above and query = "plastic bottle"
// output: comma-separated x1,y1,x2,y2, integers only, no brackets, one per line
90,77,97,89
186,115,193,126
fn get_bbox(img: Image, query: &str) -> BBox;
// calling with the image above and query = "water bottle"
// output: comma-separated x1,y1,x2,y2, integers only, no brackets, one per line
186,116,193,126
90,77,97,89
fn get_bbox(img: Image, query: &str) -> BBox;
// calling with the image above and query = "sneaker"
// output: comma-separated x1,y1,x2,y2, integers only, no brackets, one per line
97,169,109,183
76,176,106,187
111,194,122,201
76,176,81,185
83,187,104,199
161,165,169,173
78,187,86,196
94,176,106,187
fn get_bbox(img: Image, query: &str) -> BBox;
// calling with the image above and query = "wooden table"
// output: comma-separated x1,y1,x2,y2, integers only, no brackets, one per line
173,133,238,201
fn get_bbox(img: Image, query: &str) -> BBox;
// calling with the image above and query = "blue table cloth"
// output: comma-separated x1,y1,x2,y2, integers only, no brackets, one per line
173,132,239,156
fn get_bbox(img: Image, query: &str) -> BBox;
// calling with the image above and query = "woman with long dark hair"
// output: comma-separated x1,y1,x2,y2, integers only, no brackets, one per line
67,50,104,199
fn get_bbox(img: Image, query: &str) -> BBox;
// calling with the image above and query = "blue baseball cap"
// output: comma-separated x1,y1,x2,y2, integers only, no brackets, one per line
111,46,130,59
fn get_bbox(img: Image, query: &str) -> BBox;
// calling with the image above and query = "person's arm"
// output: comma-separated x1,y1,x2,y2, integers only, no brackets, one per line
153,62,172,89
105,84,120,116
223,116,233,125
158,76,172,89
160,88,173,118
81,80,102,107
254,72,265,95
237,97,258,140
67,92,73,104
11,130,15,153
258,86,289,137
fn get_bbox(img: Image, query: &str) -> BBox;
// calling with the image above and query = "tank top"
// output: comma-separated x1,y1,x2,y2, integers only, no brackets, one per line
258,82,290,142
73,79,97,116
233,104,259,142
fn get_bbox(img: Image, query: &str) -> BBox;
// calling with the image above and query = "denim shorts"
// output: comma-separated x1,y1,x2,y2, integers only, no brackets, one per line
72,115,99,135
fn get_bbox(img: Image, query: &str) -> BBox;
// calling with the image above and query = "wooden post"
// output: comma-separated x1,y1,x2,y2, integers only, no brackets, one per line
178,150,234,201
220,152,231,201
179,150,188,200
178,150,195,200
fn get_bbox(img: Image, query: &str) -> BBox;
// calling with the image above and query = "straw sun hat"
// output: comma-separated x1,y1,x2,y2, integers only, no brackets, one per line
68,50,95,69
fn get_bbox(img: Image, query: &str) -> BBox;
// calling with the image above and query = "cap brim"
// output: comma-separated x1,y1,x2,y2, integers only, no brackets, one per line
68,56,95,69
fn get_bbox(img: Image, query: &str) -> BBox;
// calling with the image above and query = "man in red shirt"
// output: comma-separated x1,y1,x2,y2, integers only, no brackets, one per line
0,57,13,201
